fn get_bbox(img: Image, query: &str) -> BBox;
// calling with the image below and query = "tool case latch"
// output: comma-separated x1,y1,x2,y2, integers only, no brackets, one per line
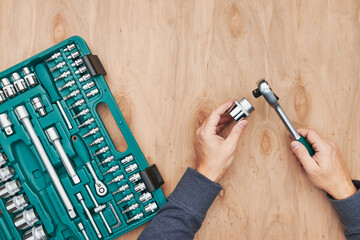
82,55,107,77
140,164,164,192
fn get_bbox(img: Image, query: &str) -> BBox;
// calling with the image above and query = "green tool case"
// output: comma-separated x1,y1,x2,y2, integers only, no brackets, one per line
0,36,166,240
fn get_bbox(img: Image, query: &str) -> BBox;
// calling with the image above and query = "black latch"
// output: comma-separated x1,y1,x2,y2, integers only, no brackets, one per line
82,55,107,77
139,164,164,192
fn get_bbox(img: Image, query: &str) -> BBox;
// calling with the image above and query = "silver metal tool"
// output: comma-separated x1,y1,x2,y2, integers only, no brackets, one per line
54,70,71,81
85,162,108,196
78,117,95,128
145,202,158,213
63,43,76,52
14,208,39,230
0,179,21,198
67,51,80,60
77,222,89,240
89,136,105,147
79,73,91,83
122,203,139,214
126,212,144,224
76,192,102,239
5,193,29,213
45,127,80,185
98,155,115,166
117,193,134,205
134,182,146,193
58,80,76,91
73,108,89,119
71,58,83,67
0,166,14,183
49,61,66,72
112,184,129,195
121,155,134,165
103,165,119,176
129,173,141,183
83,127,100,138
107,174,124,185
125,163,138,174
252,79,315,156
0,153,8,167
11,73,27,93
68,98,85,110
82,81,95,91
0,112,13,135
85,184,112,234
1,78,16,98
93,146,109,157
109,203,122,229
14,106,76,218
75,66,87,75
22,67,38,87
139,192,152,203
31,97,47,117
63,89,80,101
86,89,99,98
45,52,61,62
228,97,254,121
23,225,47,240
0,90,6,104
56,101,73,130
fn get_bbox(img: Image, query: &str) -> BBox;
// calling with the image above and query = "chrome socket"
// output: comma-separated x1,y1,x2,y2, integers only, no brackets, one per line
31,97,47,117
145,202,158,213
0,153,8,167
71,58,83,67
1,78,16,98
63,43,76,52
0,179,21,198
121,203,139,214
75,66,87,75
134,182,146,193
0,112,13,135
67,51,80,60
121,155,134,165
11,73,28,93
79,73,91,83
82,81,95,91
0,166,14,183
117,193,134,205
125,163,138,174
23,225,47,240
228,97,255,121
129,173,141,183
86,89,99,98
139,192,152,203
5,193,29,213
22,67,38,87
14,208,39,230
0,90,6,104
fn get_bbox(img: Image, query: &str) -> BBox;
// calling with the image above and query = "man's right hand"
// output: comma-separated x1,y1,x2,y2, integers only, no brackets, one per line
290,128,357,200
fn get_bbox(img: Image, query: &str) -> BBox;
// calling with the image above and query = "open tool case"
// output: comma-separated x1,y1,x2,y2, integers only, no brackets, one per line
0,36,166,240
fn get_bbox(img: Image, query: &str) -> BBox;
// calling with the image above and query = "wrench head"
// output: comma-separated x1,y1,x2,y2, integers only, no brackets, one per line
252,79,279,106
95,182,108,196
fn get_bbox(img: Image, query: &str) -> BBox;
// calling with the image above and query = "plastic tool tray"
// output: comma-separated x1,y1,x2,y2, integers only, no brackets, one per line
0,36,166,240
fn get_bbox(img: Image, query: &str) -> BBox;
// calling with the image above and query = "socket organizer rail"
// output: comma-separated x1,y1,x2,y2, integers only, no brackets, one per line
0,36,166,240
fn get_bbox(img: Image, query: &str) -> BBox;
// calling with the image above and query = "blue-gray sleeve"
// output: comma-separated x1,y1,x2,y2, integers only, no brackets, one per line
329,180,360,240
138,167,222,240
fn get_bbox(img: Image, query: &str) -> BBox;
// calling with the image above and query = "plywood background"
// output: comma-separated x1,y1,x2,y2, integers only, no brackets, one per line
0,0,359,239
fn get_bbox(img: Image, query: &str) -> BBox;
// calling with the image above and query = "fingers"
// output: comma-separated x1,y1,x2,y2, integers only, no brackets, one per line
297,128,327,152
204,100,235,134
291,141,319,172
226,120,248,145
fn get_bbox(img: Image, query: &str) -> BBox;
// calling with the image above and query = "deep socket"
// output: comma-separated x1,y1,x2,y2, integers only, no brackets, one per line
11,73,27,93
82,81,95,91
22,67,38,87
1,78,16,98
79,73,91,83
75,66,87,75
71,58,83,67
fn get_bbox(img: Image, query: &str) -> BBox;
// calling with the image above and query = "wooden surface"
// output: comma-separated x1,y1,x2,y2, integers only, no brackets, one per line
0,0,359,239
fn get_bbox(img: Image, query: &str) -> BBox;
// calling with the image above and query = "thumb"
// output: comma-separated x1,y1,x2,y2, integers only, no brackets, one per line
291,141,318,171
226,120,248,145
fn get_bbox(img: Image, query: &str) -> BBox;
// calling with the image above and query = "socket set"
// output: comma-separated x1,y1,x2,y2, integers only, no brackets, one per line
0,36,166,240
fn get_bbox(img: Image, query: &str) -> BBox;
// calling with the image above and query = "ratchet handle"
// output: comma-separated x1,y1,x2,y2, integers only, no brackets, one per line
297,136,315,156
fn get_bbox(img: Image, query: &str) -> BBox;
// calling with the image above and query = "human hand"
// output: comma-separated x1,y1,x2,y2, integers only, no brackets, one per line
195,100,248,183
291,128,357,200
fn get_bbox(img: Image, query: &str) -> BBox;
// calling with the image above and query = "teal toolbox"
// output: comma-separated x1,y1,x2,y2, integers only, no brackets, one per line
0,36,166,240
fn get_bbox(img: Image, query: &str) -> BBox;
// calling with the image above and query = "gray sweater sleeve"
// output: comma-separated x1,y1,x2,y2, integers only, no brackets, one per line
138,167,222,240
329,180,360,240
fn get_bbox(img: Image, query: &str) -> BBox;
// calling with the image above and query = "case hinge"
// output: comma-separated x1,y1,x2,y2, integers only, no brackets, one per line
140,164,164,193
82,55,107,77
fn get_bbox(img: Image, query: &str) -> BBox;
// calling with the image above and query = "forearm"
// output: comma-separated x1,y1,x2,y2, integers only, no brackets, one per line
138,168,222,240
329,180,360,240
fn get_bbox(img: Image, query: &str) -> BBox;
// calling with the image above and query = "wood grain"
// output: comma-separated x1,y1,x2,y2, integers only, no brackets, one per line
1,0,359,239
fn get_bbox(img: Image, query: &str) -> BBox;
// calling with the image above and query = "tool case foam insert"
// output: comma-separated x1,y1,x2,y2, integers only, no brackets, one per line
0,36,166,240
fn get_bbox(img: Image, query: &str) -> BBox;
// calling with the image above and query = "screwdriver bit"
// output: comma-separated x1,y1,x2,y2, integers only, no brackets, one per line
58,80,76,91
86,89,99,98
45,52,61,62
98,155,114,166
82,127,100,138
54,70,71,81
126,213,144,224
50,61,66,72
88,136,105,147
125,163,138,174
129,173,141,183
134,182,146,193
68,99,85,110
121,155,134,165
139,192,152,203
122,203,139,214
78,117,95,128
63,89,80,101
107,174,124,185
102,165,120,176
73,108,90,119
112,184,129,195
117,193,134,205
93,146,109,157
82,81,95,91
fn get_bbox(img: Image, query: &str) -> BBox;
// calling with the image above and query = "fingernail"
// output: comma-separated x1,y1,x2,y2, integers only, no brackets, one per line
291,141,300,151
239,121,248,129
